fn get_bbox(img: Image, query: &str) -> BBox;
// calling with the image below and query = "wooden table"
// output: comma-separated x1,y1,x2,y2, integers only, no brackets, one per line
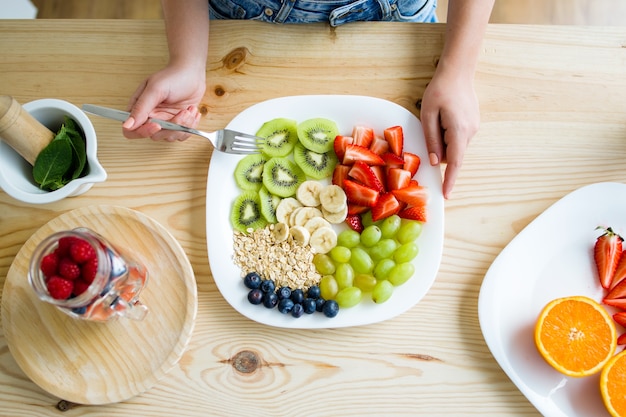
1,19,626,416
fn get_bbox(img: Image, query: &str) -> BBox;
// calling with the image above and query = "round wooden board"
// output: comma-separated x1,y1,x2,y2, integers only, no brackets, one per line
0,205,197,404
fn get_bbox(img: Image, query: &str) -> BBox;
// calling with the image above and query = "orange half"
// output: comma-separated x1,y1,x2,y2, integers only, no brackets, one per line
601,350,626,417
534,296,617,377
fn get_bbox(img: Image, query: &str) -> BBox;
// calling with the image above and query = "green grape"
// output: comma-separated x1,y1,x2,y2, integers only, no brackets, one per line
330,246,351,263
360,225,382,247
360,211,376,228
335,262,355,289
388,262,416,286
337,229,361,248
350,247,374,274
335,286,362,308
396,219,423,244
354,274,377,292
313,253,336,275
373,258,396,280
372,280,394,304
320,275,339,300
380,215,401,239
369,238,398,261
393,242,419,263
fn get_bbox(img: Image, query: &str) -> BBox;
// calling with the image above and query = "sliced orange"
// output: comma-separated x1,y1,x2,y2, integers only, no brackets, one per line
601,350,626,417
534,296,617,377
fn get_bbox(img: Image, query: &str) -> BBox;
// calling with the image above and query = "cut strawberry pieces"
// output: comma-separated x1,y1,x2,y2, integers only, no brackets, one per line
392,183,429,207
332,164,350,188
398,205,427,222
386,168,412,191
368,136,389,155
352,126,374,148
383,125,404,156
402,152,421,177
348,160,385,192
342,144,385,166
595,226,623,289
371,192,401,222
333,135,353,161
343,179,380,208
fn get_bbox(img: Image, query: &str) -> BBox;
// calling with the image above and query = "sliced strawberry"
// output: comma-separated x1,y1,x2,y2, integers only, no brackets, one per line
333,135,353,161
606,278,626,300
348,160,385,192
392,184,429,206
603,297,626,310
343,179,380,207
402,152,421,177
352,125,374,148
595,226,624,289
371,192,401,222
384,125,404,156
347,203,369,215
369,165,386,192
332,164,351,187
386,168,412,191
611,250,626,290
614,312,626,328
398,204,427,222
617,333,626,345
345,214,364,233
380,152,405,169
343,144,385,166
369,135,389,155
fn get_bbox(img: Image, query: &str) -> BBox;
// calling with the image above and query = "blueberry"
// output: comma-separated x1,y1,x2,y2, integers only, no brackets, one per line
307,285,321,299
315,297,326,312
247,288,264,305
243,272,262,289
302,298,317,314
277,298,294,314
291,288,304,304
291,303,304,318
72,306,87,315
263,292,278,309
260,279,276,293
277,286,291,300
322,300,339,318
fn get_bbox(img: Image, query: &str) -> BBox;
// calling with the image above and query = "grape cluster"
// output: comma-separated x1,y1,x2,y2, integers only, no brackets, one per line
313,214,422,308
244,272,339,318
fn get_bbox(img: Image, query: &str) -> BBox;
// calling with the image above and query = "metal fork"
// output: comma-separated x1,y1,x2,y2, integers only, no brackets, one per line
82,104,264,155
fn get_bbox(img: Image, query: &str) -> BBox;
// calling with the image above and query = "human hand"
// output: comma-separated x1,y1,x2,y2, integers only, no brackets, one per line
420,70,480,199
122,64,206,142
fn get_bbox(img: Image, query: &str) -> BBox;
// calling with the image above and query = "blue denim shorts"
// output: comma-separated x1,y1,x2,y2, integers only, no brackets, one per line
209,0,437,26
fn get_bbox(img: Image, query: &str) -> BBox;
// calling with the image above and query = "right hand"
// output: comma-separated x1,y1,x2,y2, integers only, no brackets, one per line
122,63,206,142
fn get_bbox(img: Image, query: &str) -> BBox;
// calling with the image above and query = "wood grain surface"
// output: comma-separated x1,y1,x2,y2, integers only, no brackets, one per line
0,19,626,416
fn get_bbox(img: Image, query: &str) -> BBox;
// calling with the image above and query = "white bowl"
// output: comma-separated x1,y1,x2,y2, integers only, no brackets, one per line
0,98,106,204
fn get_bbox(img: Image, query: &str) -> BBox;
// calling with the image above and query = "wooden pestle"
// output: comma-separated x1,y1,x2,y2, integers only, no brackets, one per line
0,95,55,165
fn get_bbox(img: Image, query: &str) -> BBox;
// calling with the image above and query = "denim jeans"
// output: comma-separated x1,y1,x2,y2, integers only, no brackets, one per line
209,0,437,26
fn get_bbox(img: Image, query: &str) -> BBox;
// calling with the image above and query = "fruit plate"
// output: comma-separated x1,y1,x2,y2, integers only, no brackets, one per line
478,182,626,416
206,95,444,329
0,205,197,404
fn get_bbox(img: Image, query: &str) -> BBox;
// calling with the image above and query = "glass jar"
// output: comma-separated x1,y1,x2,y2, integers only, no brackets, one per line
28,227,149,321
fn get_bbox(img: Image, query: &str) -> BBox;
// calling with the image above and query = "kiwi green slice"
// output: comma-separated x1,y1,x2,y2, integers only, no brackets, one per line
296,117,340,153
262,157,306,198
256,118,299,157
258,186,282,223
293,142,338,180
230,191,267,233
234,153,268,191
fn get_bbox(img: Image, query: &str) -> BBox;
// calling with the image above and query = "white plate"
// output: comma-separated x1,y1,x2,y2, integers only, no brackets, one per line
478,182,626,417
206,95,444,328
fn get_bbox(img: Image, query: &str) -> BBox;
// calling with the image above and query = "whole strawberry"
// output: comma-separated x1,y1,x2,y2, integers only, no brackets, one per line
47,276,74,300
69,239,96,264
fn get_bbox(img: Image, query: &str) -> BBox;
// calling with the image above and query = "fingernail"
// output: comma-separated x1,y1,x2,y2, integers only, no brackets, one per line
122,116,135,129
429,152,439,165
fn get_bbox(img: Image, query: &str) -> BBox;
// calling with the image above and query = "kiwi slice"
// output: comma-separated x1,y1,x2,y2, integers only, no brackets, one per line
262,157,306,198
230,191,267,233
258,186,282,223
234,153,268,191
256,118,299,157
293,142,338,180
297,117,340,153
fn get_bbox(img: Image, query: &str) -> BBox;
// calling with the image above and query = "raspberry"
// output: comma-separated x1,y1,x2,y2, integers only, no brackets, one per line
55,236,79,257
73,279,91,296
58,258,81,280
81,257,98,283
46,276,74,300
40,252,59,277
69,239,96,264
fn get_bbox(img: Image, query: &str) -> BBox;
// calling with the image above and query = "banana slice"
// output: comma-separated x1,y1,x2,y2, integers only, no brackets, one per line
296,180,324,207
293,207,323,227
319,184,347,214
304,216,332,235
322,205,348,224
309,227,337,254
276,197,303,225
272,222,289,242
289,225,311,246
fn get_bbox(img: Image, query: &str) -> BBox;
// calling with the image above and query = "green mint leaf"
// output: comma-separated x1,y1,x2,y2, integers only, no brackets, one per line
33,138,73,190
